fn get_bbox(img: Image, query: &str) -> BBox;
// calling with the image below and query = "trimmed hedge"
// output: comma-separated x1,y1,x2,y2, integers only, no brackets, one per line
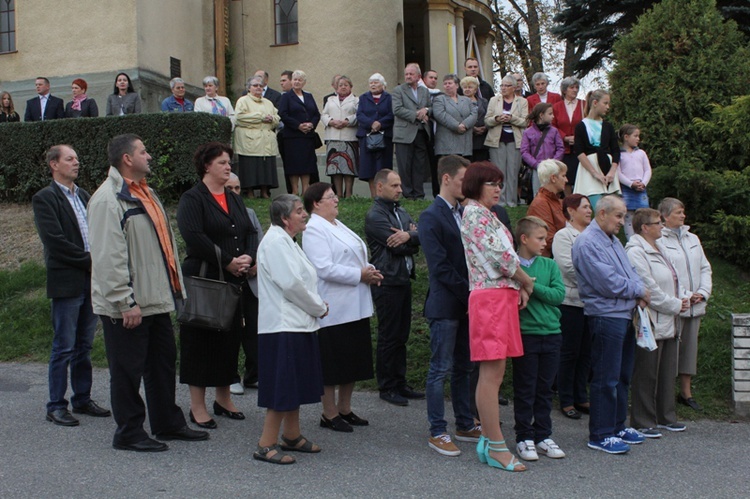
0,113,232,202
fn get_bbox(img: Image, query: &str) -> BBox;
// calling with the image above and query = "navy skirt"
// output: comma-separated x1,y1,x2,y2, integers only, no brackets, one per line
257,332,324,411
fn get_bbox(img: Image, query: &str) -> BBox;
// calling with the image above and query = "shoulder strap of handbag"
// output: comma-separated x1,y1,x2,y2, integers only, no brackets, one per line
533,127,551,158
198,245,225,281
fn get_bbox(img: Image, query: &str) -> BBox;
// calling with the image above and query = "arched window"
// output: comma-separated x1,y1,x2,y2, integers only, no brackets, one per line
274,0,298,45
0,0,15,53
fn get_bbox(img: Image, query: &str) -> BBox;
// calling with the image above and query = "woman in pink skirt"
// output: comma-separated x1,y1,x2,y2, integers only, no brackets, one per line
460,161,535,472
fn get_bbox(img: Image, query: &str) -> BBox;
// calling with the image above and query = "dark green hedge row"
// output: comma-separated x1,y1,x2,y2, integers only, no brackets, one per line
0,113,232,202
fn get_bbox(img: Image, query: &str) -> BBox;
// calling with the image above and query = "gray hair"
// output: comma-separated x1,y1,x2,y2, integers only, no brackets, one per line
501,74,517,88
202,76,219,87
658,197,685,218
538,159,566,185
169,77,185,90
270,194,302,227
596,194,625,215
443,73,460,85
406,63,422,76
560,76,581,95
369,73,387,88
532,72,550,84
291,70,307,82
246,76,264,89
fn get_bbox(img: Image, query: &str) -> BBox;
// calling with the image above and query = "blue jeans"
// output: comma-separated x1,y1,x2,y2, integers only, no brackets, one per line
425,317,474,436
588,316,635,441
47,292,97,411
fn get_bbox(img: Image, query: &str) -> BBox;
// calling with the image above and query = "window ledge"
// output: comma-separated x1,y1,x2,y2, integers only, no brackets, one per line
270,42,299,47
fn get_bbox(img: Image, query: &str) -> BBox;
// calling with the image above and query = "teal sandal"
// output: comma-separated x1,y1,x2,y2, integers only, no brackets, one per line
253,444,296,465
476,435,488,463
484,440,526,472
280,434,322,453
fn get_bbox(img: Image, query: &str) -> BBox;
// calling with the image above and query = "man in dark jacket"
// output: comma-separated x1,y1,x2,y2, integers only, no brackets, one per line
365,169,422,406
25,77,65,121
32,145,111,426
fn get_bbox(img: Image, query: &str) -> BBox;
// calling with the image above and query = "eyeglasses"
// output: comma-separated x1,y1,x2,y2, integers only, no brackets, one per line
250,84,262,87
322,194,339,201
500,84,514,88
484,181,503,188
645,221,664,226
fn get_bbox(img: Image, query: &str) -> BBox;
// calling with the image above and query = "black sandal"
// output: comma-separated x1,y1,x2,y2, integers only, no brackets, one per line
562,407,581,420
280,434,321,453
252,444,295,465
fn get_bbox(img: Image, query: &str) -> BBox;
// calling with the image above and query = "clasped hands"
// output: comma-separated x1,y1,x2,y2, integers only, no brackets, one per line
298,122,315,133
361,265,384,286
226,255,253,278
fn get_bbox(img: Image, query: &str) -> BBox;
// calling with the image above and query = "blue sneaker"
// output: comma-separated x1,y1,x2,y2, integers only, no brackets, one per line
588,436,630,454
617,427,645,444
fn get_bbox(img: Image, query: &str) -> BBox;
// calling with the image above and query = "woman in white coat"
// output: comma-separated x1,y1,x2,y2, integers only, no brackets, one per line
321,76,359,198
658,197,712,412
302,183,383,432
625,208,689,437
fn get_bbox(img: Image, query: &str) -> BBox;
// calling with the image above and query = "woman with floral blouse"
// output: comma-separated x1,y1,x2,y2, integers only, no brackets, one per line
460,161,535,472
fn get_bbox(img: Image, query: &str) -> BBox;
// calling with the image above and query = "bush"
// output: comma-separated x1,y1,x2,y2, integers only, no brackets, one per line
609,0,750,170
693,95,750,171
0,113,232,202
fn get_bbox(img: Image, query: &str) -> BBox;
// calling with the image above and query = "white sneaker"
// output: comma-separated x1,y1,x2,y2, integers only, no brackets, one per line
537,438,566,459
229,383,244,395
516,440,539,461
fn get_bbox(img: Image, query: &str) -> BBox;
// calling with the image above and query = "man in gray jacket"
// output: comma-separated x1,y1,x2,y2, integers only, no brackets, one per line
391,63,432,199
88,134,208,452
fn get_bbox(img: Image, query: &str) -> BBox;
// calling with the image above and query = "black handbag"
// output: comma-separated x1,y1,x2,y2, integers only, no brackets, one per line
177,245,242,332
366,131,385,151
313,131,324,149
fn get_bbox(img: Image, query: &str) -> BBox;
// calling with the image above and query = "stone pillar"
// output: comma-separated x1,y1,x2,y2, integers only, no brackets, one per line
454,8,466,70
425,0,456,78
477,33,495,92
733,313,750,417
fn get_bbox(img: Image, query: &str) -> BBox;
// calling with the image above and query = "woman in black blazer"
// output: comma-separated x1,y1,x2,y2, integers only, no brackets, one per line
278,70,321,195
176,142,258,429
64,78,99,118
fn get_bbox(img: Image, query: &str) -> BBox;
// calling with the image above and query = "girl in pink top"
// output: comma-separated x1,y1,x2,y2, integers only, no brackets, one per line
617,124,652,239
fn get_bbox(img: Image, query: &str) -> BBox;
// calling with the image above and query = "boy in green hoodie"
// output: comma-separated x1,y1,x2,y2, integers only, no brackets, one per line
512,216,566,462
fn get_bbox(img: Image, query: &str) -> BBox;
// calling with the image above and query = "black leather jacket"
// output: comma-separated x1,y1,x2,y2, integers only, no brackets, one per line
365,197,420,286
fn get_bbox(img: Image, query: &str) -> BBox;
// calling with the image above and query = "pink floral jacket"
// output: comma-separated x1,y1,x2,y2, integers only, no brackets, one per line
460,199,520,291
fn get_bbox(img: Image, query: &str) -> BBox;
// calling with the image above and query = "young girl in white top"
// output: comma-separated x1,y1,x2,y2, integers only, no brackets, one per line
617,124,652,239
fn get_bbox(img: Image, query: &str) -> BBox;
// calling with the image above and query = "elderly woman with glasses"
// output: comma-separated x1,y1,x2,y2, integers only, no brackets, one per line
356,73,394,197
460,161,535,472
194,76,235,124
485,75,528,207
301,183,383,433
253,194,329,465
234,76,280,199
625,208,690,437
433,74,478,159
461,76,490,161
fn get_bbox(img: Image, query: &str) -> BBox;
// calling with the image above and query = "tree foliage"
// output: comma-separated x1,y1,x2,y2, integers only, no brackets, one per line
553,0,750,77
608,0,750,171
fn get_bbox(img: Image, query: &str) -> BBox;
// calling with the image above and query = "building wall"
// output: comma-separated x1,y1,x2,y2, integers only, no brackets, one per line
229,0,404,104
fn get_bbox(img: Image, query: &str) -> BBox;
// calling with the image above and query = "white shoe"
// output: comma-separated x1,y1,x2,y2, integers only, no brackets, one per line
229,383,244,395
537,438,566,459
516,440,539,461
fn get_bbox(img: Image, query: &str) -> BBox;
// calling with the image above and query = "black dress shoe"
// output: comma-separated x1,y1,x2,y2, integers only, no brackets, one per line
339,411,369,426
213,401,245,420
398,386,425,400
189,410,217,429
574,403,590,415
678,395,703,411
155,426,210,441
72,400,111,418
46,409,80,427
380,390,409,406
561,407,582,420
498,394,509,406
113,438,168,452
320,414,353,432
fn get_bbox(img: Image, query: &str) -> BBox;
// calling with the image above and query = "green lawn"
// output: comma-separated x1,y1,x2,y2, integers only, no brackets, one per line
1,196,746,419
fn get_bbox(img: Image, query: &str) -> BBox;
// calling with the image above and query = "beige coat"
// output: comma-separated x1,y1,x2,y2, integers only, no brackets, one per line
321,93,359,141
484,95,528,148
233,95,280,157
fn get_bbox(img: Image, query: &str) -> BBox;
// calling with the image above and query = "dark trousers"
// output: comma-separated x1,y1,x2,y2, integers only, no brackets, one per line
631,337,679,429
427,137,439,198
101,313,186,445
395,130,429,199
235,292,259,385
557,305,591,408
372,283,412,392
512,334,562,443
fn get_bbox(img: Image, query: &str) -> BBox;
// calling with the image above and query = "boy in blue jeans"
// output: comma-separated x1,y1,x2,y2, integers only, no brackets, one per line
513,216,566,461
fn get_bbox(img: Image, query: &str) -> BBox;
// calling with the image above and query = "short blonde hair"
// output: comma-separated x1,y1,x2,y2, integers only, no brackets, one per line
515,216,548,243
538,159,566,185
460,76,479,90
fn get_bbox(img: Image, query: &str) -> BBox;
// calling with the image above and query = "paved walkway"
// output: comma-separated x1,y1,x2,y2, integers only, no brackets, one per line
0,361,746,498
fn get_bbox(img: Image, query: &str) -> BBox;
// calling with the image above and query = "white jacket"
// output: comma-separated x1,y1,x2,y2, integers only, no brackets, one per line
625,235,684,340
302,214,374,328
321,94,359,141
660,226,712,318
552,223,583,307
257,225,327,334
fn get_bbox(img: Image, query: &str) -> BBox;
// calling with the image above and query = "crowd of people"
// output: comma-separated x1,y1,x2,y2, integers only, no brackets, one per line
27,62,713,470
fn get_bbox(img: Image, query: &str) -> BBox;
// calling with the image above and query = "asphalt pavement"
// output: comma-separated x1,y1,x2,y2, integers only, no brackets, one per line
0,361,746,498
